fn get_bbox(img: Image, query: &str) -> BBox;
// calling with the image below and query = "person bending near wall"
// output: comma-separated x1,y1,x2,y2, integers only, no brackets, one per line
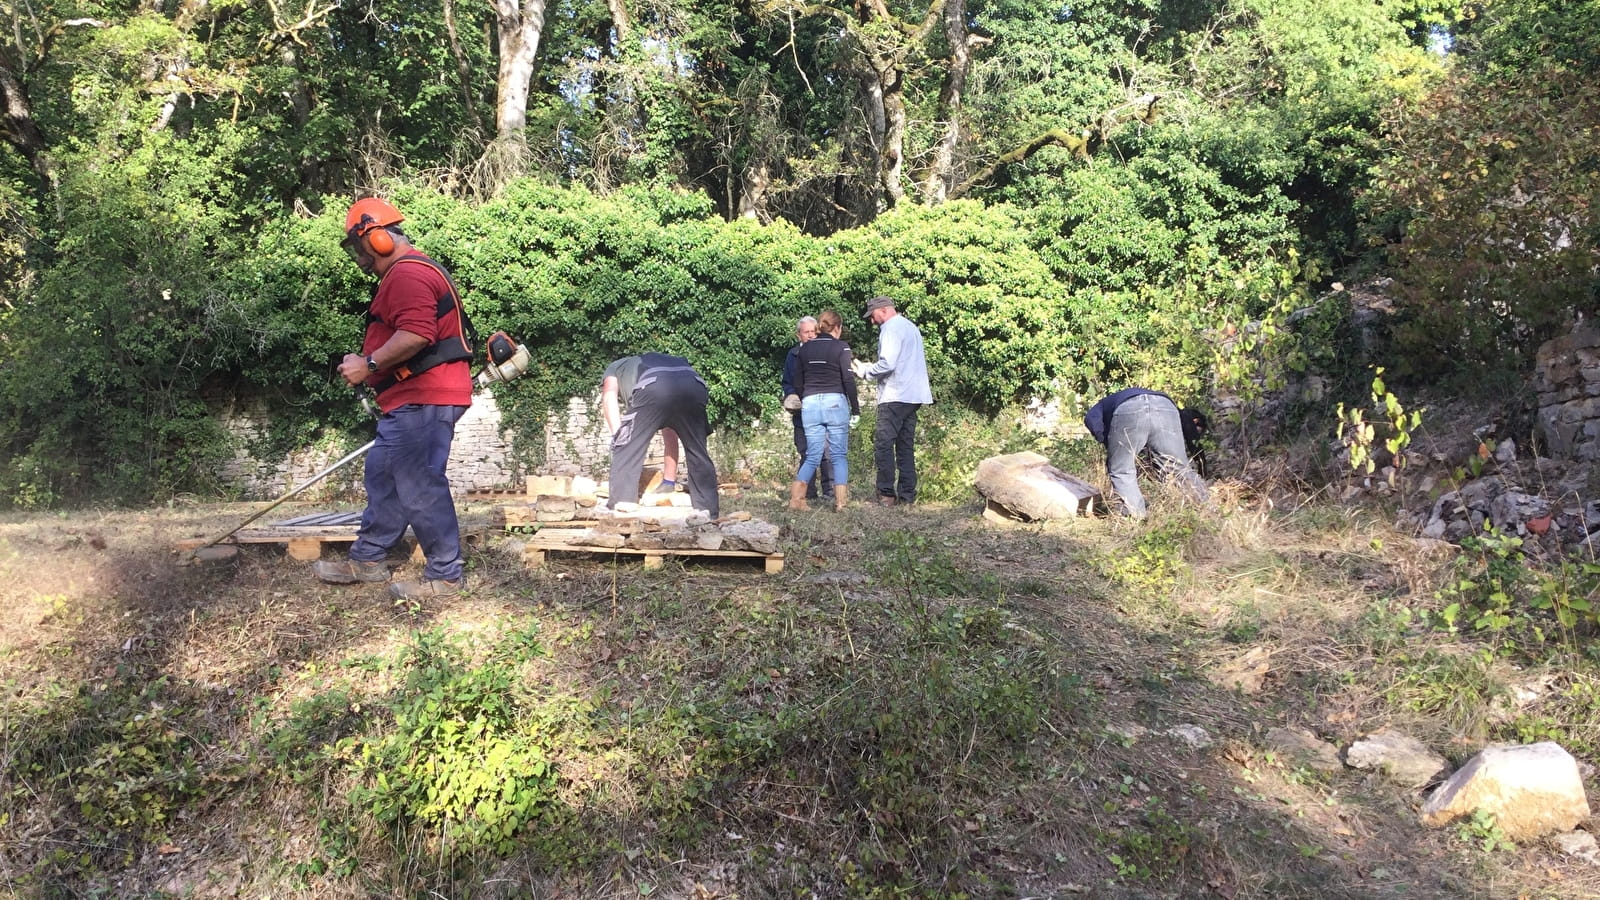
1083,387,1208,519
601,354,720,518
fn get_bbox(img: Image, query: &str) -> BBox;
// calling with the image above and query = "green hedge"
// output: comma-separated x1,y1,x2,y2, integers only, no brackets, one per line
1,175,1307,506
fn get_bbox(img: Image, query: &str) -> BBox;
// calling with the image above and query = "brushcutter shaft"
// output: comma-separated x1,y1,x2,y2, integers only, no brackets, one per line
199,440,376,549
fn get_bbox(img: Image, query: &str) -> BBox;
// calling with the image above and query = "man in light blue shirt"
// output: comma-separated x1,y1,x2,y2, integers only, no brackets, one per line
853,296,933,505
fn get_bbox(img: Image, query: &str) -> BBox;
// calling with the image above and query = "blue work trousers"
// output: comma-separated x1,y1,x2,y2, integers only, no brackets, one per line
350,404,467,581
796,393,849,488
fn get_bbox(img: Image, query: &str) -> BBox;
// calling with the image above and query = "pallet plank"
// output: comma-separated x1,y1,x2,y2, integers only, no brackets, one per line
520,540,782,573
275,512,363,527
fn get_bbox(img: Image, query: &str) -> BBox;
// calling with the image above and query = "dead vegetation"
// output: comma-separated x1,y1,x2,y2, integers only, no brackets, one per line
1,474,1597,898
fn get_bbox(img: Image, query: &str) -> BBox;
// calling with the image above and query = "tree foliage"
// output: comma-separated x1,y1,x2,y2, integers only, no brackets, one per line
1365,2,1600,373
0,0,1571,505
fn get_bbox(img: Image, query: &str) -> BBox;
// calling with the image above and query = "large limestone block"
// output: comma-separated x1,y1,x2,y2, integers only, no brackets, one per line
720,519,780,554
571,530,625,549
527,474,574,497
975,452,1100,521
660,530,700,550
1420,742,1590,841
534,495,577,522
629,532,668,550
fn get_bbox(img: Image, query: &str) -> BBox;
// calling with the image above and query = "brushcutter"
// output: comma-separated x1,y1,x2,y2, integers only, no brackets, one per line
182,332,532,562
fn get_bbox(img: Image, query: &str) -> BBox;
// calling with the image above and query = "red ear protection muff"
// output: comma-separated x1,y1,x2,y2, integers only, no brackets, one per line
365,223,395,256
343,198,404,261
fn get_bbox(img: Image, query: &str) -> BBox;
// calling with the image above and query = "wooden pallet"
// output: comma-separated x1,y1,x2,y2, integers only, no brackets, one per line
522,540,784,574
176,512,422,562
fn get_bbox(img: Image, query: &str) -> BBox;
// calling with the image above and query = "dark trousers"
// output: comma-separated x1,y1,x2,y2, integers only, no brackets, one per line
610,374,720,517
350,404,467,582
874,401,920,503
791,411,833,498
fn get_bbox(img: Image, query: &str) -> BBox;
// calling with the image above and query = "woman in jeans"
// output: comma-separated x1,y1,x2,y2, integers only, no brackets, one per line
789,309,859,511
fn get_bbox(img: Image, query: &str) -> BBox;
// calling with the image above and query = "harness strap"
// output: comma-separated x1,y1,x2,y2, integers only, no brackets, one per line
367,255,479,395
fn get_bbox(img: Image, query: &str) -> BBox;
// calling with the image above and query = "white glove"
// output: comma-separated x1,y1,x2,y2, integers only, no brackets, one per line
849,415,860,429
850,359,869,378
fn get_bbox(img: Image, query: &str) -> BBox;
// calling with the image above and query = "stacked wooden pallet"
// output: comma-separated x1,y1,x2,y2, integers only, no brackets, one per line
515,508,784,574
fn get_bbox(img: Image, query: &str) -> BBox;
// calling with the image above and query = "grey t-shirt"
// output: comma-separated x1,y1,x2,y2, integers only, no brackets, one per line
603,356,645,403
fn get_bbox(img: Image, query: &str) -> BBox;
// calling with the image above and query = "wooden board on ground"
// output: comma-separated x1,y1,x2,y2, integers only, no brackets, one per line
521,538,784,574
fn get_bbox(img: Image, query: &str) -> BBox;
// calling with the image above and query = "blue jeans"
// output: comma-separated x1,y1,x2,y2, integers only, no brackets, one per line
796,393,849,487
350,404,467,581
791,411,832,497
1106,393,1206,518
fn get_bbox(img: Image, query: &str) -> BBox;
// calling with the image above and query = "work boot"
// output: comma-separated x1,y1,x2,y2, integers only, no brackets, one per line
788,480,809,510
312,558,390,584
833,485,849,512
877,495,897,507
388,578,464,602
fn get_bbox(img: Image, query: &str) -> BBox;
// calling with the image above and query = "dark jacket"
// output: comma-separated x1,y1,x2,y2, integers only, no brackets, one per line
781,343,802,397
795,334,860,415
1084,387,1172,444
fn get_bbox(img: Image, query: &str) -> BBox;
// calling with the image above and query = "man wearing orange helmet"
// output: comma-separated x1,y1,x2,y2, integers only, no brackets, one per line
312,197,475,600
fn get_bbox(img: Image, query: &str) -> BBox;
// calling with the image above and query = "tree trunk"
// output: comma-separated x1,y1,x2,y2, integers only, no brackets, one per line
443,0,483,134
491,0,548,139
873,57,907,208
0,61,51,180
921,0,985,205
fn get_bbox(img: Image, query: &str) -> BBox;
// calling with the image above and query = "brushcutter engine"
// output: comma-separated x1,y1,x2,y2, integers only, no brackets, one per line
475,331,533,388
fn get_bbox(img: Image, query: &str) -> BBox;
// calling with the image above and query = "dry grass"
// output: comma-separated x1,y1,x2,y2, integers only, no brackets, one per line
1,479,1597,899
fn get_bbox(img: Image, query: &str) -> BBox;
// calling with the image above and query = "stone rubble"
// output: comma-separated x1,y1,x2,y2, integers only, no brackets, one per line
1552,830,1600,866
1265,726,1344,774
1344,728,1448,789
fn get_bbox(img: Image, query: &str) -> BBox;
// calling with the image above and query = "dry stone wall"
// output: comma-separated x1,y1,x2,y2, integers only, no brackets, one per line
218,394,521,498
218,391,721,499
1535,326,1600,461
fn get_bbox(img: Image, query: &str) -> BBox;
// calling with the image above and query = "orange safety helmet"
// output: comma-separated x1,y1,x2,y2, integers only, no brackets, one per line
342,197,404,258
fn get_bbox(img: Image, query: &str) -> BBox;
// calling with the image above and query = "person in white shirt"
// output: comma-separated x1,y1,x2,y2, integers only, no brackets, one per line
852,296,933,506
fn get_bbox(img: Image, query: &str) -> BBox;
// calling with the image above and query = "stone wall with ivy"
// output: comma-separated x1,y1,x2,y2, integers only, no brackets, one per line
219,395,521,498
217,391,759,499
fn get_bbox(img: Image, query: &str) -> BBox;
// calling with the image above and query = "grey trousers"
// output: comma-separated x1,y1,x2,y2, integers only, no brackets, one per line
609,373,720,517
1107,393,1207,518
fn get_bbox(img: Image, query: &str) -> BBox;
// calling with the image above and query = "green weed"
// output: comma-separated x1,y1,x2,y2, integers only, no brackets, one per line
1383,648,1505,735
1098,514,1199,598
1455,808,1515,853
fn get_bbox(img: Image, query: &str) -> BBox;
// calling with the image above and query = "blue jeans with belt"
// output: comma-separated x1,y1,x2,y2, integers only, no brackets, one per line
349,403,467,581
797,393,849,487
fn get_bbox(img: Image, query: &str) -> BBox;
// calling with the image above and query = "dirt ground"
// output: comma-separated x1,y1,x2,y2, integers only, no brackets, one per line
1,491,1596,899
